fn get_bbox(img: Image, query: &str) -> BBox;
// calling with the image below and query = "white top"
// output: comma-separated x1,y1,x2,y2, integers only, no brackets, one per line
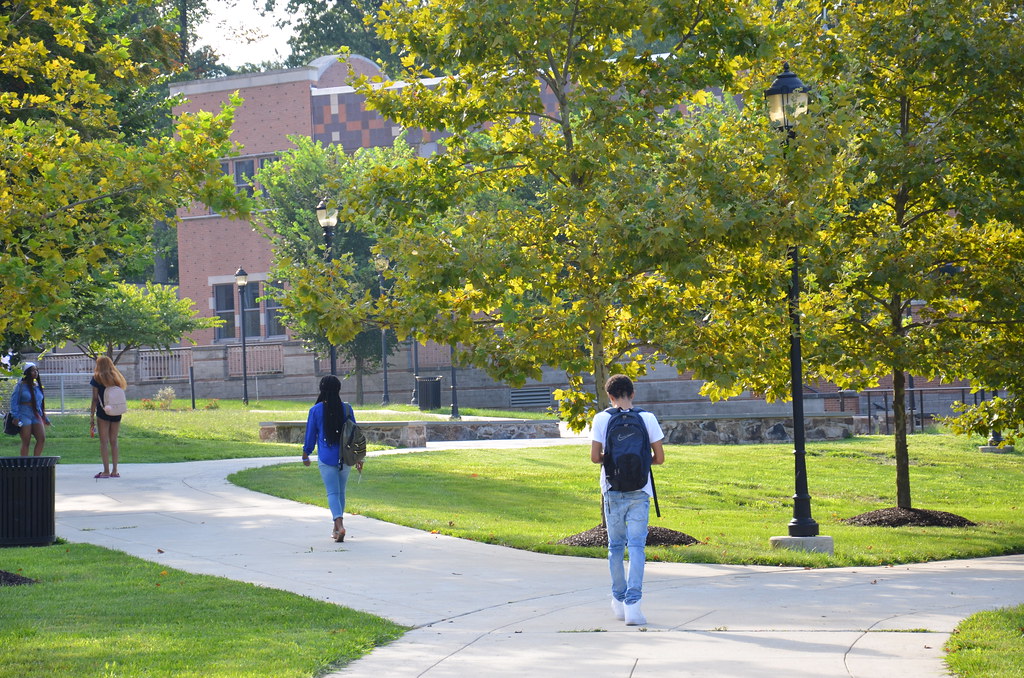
591,408,664,496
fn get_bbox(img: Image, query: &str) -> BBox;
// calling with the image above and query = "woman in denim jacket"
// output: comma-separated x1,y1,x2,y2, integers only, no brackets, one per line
9,362,50,456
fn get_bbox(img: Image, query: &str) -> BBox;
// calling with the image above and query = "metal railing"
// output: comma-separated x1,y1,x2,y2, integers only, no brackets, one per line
227,344,284,376
861,386,1004,435
138,348,193,381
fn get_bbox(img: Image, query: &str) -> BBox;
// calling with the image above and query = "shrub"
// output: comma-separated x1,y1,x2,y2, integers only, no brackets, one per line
204,399,220,410
156,387,175,409
140,398,156,410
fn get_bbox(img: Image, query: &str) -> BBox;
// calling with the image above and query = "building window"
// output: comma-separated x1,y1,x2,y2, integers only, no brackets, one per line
240,282,261,339
264,283,286,337
234,159,255,197
214,284,235,340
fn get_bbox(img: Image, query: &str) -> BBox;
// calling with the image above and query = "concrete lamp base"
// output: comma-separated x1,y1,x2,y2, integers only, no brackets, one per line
769,535,834,555
979,445,1015,454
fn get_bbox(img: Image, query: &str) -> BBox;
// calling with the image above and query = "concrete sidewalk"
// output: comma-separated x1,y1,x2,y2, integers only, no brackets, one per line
54,441,1024,677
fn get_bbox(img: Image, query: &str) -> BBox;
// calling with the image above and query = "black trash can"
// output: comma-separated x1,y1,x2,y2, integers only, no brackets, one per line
416,376,443,411
0,456,60,547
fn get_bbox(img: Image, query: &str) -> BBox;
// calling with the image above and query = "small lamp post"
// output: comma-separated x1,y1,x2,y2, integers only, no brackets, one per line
234,267,250,406
409,337,420,406
449,342,461,420
316,199,339,375
374,254,391,405
764,63,820,541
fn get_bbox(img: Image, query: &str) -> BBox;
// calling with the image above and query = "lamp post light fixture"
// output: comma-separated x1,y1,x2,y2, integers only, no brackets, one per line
316,199,339,376
374,254,391,406
764,63,822,543
234,266,250,406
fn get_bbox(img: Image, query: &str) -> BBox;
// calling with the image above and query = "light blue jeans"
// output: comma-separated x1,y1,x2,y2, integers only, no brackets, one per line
604,490,650,605
318,461,352,520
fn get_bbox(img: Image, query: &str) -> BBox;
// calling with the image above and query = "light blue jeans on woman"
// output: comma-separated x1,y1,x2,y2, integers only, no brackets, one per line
318,460,352,520
604,489,650,605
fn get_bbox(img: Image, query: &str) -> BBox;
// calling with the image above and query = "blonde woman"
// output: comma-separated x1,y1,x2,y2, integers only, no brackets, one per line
90,356,127,478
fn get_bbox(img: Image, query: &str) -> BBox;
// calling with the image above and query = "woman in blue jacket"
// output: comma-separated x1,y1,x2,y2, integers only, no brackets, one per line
10,362,50,457
302,375,361,542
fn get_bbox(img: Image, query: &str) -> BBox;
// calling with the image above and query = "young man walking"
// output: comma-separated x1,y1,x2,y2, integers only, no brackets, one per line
590,374,666,626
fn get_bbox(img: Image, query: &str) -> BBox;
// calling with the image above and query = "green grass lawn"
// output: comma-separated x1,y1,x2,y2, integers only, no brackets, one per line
2,399,549,464
946,604,1024,678
3,406,1019,675
0,543,405,678
231,433,1024,569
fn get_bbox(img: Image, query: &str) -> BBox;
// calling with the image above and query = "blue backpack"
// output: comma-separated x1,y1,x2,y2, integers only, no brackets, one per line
602,407,652,492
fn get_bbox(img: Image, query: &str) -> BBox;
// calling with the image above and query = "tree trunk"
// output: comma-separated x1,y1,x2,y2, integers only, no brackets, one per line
591,323,609,410
354,356,365,405
892,368,913,509
153,219,170,284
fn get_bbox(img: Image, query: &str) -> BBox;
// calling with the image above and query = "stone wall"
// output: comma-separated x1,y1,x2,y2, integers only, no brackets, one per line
260,419,563,448
661,415,866,445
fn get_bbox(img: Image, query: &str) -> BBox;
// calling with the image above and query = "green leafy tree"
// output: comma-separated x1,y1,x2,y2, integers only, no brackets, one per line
351,0,797,429
1,0,250,345
262,0,397,71
780,0,1024,508
254,136,408,401
51,282,223,363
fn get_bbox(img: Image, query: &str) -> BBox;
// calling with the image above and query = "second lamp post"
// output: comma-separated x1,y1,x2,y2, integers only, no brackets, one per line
234,267,250,406
316,199,339,376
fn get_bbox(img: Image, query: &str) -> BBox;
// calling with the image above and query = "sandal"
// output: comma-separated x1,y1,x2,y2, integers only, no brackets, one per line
94,472,110,479
109,472,120,478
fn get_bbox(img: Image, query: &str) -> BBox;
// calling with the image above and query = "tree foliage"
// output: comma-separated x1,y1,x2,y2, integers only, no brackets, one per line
254,136,408,394
0,0,250,345
350,0,821,429
262,0,396,71
780,0,1024,506
50,282,222,363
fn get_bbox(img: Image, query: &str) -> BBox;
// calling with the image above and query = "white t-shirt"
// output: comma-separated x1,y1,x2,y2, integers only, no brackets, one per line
591,408,664,496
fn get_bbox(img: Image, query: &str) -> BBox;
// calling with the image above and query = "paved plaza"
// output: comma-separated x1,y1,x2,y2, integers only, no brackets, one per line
54,439,1024,677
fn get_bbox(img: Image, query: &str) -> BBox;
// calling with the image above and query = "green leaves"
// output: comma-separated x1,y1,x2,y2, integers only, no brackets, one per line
1,0,249,343
51,282,222,362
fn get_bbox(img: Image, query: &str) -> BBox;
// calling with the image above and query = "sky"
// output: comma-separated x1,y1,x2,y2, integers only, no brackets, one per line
194,1,298,69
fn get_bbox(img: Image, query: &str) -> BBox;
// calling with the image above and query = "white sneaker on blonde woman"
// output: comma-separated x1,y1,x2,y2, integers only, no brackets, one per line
611,598,625,621
624,601,646,626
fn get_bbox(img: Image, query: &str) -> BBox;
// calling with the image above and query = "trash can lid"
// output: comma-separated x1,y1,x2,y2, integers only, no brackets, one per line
0,456,61,467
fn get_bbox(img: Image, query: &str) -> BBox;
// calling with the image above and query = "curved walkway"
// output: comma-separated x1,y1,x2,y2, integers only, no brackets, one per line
55,440,1024,678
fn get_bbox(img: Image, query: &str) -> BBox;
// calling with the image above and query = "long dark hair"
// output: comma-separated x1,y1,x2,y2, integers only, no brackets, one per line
315,375,345,446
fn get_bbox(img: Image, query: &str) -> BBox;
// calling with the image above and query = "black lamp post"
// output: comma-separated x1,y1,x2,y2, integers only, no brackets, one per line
316,199,339,376
765,63,818,538
449,342,461,420
374,254,391,405
410,337,420,405
234,267,250,406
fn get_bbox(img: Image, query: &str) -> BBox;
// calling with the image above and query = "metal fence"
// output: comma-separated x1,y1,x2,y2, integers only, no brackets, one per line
227,344,284,376
138,348,193,381
860,386,1004,435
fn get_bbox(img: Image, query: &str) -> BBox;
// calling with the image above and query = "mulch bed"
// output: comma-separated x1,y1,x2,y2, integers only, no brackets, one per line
0,569,36,586
557,524,701,547
842,507,977,528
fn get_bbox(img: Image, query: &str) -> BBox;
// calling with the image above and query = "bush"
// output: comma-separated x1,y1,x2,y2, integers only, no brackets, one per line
156,387,175,409
204,399,220,410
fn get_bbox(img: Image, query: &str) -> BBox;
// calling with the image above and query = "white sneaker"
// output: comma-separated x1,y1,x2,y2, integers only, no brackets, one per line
624,601,646,626
611,598,625,620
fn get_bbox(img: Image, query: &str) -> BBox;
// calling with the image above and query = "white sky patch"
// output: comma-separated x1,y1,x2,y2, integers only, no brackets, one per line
194,0,300,69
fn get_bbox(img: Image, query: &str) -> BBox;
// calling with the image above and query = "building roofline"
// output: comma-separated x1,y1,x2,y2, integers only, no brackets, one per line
169,54,380,97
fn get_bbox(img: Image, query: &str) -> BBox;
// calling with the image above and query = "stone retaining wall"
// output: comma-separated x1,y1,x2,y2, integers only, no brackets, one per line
260,419,562,448
660,415,865,445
